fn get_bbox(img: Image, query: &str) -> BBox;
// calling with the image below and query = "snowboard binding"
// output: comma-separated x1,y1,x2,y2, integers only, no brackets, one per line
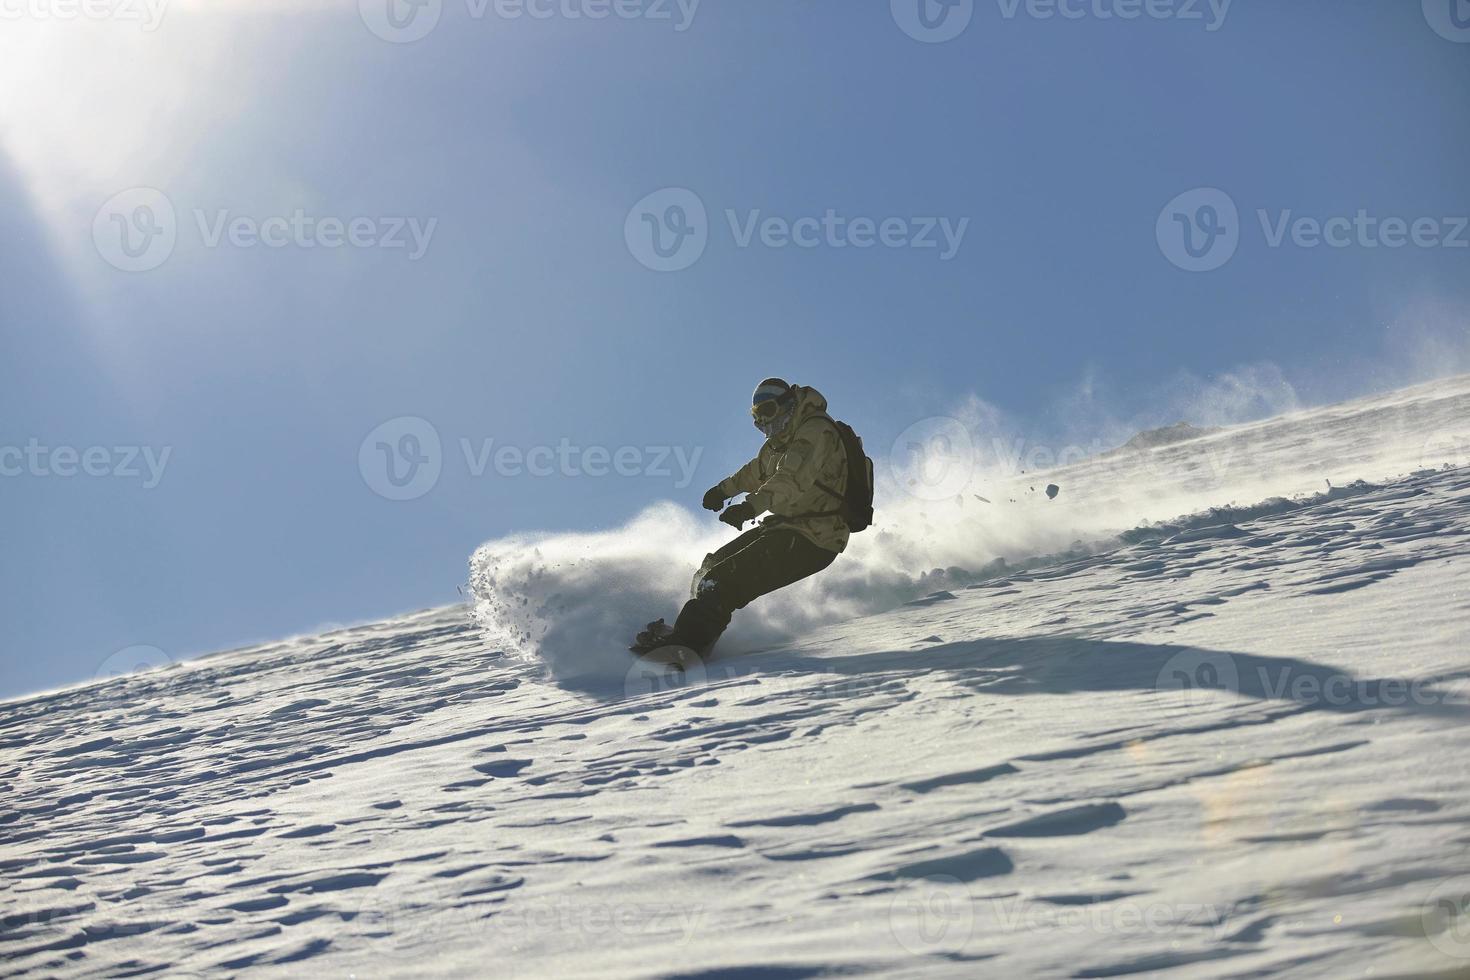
630,618,677,653
629,619,704,669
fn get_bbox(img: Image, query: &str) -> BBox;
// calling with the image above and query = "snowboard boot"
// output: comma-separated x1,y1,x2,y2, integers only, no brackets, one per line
669,592,729,656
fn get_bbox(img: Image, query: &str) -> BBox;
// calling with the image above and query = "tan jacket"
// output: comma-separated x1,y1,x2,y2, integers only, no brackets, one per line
718,386,850,554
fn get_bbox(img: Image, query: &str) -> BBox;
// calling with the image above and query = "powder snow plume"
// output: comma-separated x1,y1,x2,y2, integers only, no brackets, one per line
470,374,1470,688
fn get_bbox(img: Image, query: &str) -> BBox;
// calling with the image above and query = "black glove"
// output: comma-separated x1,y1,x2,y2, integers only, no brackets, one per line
701,485,727,512
719,501,757,530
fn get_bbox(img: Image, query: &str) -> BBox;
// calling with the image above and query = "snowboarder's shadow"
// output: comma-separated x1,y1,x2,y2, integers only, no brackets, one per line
740,636,1470,721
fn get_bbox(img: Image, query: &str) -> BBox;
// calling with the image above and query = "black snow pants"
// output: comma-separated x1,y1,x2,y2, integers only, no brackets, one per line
671,524,839,653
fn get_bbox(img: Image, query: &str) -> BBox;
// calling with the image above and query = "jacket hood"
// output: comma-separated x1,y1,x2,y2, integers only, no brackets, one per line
769,385,828,447
793,385,827,417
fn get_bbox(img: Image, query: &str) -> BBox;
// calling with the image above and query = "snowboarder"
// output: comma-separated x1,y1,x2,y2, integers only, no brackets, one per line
632,378,873,658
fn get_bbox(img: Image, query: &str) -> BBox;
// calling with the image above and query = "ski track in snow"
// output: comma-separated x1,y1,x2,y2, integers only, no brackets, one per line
3,380,1470,977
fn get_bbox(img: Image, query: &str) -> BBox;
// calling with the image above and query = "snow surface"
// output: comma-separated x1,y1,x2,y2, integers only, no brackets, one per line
3,375,1470,978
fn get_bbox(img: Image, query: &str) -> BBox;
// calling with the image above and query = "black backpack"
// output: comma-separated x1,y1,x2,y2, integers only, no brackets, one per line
815,418,875,533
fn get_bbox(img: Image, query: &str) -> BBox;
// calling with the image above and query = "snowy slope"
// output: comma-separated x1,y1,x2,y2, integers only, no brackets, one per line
468,374,1470,685
3,376,1470,978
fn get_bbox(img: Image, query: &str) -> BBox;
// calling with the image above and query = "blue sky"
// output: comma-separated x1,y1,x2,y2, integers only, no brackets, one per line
2,0,1468,696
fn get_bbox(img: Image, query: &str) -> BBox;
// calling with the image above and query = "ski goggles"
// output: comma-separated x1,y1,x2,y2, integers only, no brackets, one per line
750,390,795,422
